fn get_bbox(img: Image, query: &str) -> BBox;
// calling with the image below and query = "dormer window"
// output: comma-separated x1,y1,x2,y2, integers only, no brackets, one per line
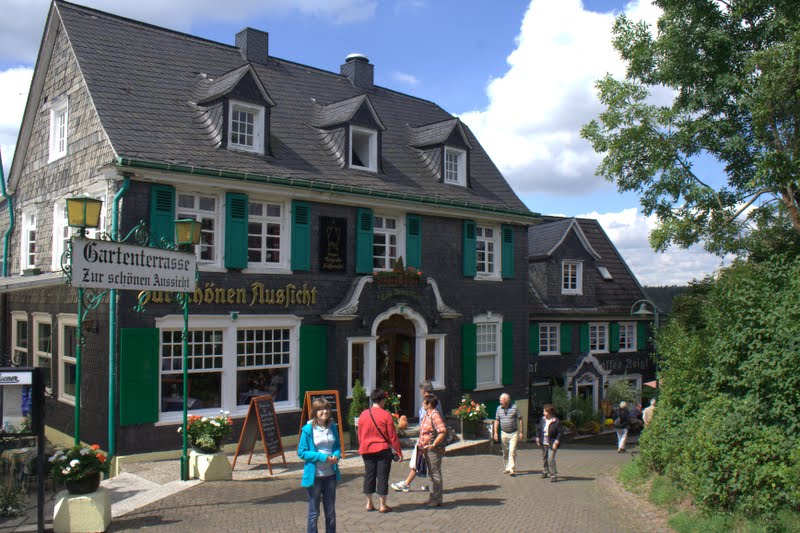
562,260,583,295
350,126,378,172
444,147,466,186
49,97,68,162
228,100,264,154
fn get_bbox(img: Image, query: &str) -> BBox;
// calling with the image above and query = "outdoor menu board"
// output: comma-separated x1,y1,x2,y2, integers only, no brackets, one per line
232,395,286,474
298,390,345,458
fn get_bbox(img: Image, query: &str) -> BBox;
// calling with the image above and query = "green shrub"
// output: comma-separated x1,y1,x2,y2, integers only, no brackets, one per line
0,488,26,517
606,379,636,407
648,474,684,511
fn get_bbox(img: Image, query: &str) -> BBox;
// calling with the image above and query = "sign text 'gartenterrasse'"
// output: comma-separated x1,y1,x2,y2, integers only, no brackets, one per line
71,238,196,293
138,281,318,308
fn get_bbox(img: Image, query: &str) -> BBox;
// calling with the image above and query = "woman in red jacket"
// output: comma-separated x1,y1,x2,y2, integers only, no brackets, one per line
358,388,403,513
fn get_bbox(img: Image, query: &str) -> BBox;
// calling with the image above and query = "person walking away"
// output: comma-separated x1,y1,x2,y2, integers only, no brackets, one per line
298,398,341,533
642,398,656,427
613,401,631,452
358,389,402,513
418,394,447,507
536,404,562,482
391,380,443,493
492,393,523,475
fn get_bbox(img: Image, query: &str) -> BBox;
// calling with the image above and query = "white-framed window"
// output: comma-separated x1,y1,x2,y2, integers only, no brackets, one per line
589,322,609,353
562,260,583,295
474,313,502,388
177,192,218,264
11,312,28,367
20,211,37,270
228,100,264,154
32,313,52,394
156,314,300,422
51,190,107,271
349,125,378,172
49,97,68,162
373,214,402,270
539,323,560,355
424,334,446,389
347,337,374,398
57,314,78,405
247,199,288,269
444,147,466,186
619,322,637,352
476,225,500,279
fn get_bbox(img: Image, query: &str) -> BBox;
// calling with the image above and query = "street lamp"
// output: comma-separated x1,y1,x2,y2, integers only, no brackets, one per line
65,196,104,446
631,299,659,388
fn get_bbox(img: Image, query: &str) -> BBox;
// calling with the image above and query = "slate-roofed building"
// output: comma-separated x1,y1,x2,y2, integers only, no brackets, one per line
527,217,656,414
1,1,539,455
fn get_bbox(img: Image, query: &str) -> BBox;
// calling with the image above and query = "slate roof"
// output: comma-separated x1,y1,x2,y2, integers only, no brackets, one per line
311,95,385,130
407,119,472,149
38,1,530,215
528,217,647,315
195,65,275,106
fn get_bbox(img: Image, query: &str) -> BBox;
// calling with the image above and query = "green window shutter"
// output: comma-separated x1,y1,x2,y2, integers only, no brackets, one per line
529,323,539,355
355,208,374,274
120,328,159,425
149,184,175,248
579,323,590,353
502,321,514,385
501,224,514,279
291,200,311,271
224,192,249,269
462,220,476,277
637,321,648,350
610,322,620,352
406,214,422,270
461,323,477,390
299,325,328,399
560,323,572,354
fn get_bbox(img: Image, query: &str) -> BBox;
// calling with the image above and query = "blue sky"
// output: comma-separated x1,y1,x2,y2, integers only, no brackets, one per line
0,0,732,285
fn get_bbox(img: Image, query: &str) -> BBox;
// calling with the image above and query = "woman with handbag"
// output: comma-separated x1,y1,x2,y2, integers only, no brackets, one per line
358,388,403,513
417,394,447,507
298,398,341,532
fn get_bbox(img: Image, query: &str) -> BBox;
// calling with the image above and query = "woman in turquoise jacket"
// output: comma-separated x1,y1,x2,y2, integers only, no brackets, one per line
298,398,342,533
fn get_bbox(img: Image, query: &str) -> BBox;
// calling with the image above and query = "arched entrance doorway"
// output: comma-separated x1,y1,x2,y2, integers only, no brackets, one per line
376,314,416,414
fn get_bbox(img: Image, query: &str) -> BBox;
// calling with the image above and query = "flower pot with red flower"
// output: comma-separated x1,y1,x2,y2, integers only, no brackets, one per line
179,411,234,454
49,444,110,495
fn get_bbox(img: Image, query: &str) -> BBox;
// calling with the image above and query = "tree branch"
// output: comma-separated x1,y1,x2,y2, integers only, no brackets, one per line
781,183,800,234
726,189,773,224
674,155,725,209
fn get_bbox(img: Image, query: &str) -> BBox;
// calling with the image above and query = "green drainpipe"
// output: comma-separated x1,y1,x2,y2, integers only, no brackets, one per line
108,176,130,460
0,150,14,277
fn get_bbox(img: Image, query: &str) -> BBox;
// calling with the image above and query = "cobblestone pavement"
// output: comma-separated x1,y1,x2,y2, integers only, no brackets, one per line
105,444,658,533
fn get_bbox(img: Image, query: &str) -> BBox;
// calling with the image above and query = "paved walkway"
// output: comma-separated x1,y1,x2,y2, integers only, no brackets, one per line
104,444,649,533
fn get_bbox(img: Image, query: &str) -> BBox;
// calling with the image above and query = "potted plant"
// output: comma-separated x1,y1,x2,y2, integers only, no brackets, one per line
372,257,424,286
455,395,488,439
348,380,368,448
49,444,110,495
178,411,233,453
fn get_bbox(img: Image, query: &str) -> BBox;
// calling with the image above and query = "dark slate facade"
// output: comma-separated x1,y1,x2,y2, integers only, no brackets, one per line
528,217,657,414
1,1,538,455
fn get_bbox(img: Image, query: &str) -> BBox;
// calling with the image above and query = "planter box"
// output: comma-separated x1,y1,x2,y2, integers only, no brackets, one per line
53,487,111,533
189,450,232,481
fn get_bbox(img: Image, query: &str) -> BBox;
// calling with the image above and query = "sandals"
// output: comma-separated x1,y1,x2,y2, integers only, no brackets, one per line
379,506,393,513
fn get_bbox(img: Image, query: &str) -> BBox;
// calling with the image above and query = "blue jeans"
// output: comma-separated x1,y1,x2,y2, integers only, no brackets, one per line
307,475,336,533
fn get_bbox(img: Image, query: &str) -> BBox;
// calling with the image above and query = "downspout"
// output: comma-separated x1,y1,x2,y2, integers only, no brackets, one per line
1,150,14,277
108,175,130,462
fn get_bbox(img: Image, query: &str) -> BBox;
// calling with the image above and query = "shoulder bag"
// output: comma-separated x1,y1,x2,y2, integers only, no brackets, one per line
368,407,402,462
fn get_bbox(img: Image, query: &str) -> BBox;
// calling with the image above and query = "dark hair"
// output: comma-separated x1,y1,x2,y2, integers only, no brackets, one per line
370,389,386,404
543,404,556,416
310,398,332,427
423,394,439,409
419,380,434,394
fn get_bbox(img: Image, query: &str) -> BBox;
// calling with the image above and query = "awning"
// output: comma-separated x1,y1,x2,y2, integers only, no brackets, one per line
644,380,658,389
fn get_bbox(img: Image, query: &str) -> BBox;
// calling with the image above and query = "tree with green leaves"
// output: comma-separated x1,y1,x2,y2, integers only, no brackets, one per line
581,0,800,255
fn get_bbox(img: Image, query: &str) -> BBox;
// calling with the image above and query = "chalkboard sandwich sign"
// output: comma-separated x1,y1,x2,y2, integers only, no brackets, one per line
232,395,287,474
299,390,345,458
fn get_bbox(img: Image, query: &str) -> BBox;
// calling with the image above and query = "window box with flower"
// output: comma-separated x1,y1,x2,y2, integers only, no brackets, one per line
372,257,424,286
49,444,110,495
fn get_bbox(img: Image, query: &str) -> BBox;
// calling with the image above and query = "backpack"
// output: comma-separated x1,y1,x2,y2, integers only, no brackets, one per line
613,409,629,428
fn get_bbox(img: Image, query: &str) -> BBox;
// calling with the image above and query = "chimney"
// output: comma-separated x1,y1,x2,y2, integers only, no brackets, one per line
341,53,374,90
236,28,269,64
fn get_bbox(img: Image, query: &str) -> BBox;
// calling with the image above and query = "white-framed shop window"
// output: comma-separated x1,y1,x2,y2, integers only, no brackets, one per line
589,322,609,353
474,313,502,388
619,322,637,352
11,311,28,367
57,314,78,405
349,125,378,171
32,313,52,394
20,211,37,271
539,323,560,355
373,214,403,270
228,100,265,154
156,314,300,423
476,225,500,280
562,260,583,295
423,334,446,389
444,146,466,186
49,96,68,162
347,337,375,398
176,192,219,265
246,199,289,270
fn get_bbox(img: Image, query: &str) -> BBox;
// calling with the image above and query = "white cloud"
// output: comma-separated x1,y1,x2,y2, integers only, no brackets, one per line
459,0,662,196
0,67,33,177
575,207,732,286
392,72,420,86
0,0,376,64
